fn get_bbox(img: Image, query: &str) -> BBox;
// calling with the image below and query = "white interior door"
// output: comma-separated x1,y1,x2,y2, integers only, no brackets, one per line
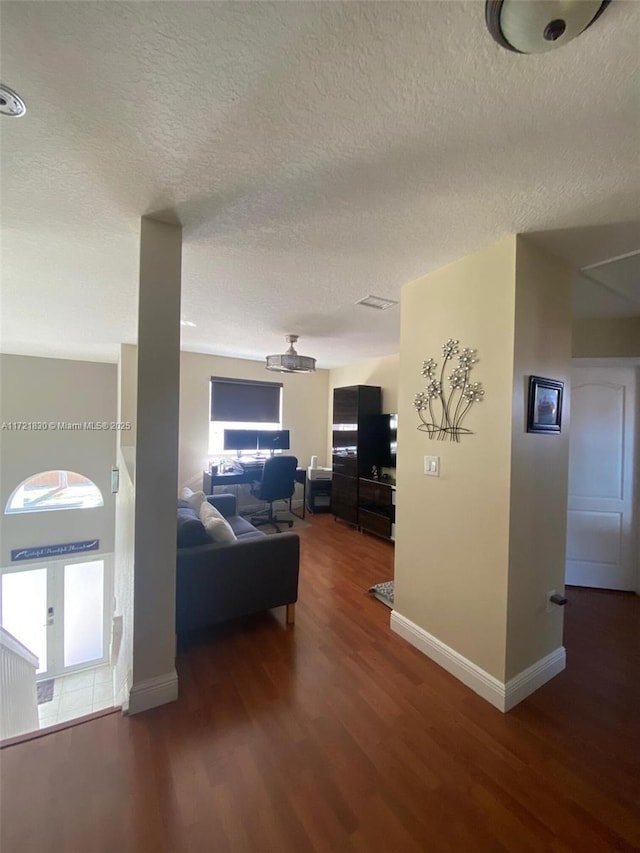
566,366,637,591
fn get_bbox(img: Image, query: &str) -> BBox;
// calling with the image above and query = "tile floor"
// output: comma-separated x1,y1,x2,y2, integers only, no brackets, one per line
37,665,116,729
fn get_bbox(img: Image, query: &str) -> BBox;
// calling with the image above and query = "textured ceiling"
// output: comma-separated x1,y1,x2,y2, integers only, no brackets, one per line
1,1,639,367
573,252,640,319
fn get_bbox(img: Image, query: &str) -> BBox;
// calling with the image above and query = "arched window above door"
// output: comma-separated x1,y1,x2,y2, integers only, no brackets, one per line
4,471,104,514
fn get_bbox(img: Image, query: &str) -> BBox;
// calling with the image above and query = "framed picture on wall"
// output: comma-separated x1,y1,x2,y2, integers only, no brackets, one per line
527,376,564,434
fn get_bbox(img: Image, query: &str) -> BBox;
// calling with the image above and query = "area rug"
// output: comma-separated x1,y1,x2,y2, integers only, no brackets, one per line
368,580,394,609
37,679,54,704
259,512,311,534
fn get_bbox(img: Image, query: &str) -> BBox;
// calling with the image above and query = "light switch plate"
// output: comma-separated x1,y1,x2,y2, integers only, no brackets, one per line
424,455,439,476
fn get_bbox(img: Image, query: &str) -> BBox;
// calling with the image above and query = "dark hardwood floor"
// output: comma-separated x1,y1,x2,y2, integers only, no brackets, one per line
1,515,638,852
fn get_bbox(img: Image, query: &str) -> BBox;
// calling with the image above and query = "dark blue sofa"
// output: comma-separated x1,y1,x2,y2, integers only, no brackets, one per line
176,493,299,635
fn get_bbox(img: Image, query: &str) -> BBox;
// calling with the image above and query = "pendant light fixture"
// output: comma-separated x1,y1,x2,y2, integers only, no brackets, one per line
485,0,612,54
265,335,316,374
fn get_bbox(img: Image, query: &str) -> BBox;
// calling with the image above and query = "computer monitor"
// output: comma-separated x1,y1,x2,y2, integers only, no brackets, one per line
223,429,259,453
257,429,290,452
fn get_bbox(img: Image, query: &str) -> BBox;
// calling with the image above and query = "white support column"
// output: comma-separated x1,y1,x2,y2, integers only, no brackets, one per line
129,217,181,714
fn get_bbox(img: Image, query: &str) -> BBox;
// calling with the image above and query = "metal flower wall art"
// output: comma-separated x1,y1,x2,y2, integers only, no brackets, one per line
413,339,485,442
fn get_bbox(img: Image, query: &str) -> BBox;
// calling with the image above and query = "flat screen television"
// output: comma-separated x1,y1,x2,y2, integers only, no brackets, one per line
388,413,398,467
257,429,290,451
367,413,397,468
223,429,259,452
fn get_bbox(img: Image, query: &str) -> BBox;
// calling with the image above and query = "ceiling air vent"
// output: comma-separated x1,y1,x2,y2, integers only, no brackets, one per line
356,295,398,311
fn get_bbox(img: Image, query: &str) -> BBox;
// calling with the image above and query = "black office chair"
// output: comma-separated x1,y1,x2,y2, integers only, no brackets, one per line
250,455,299,532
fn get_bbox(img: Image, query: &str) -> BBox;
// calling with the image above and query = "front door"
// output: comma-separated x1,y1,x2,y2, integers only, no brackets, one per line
566,366,637,591
0,556,112,677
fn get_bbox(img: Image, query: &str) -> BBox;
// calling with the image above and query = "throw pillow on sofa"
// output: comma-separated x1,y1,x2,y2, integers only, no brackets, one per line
202,515,237,544
180,486,207,513
200,502,237,544
199,500,225,522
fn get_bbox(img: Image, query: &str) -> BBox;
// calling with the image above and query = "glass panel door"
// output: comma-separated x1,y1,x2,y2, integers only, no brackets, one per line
1,557,111,678
63,560,105,669
1,567,49,676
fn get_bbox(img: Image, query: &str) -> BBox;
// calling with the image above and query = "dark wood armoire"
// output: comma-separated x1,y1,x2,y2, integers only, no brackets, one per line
331,385,382,526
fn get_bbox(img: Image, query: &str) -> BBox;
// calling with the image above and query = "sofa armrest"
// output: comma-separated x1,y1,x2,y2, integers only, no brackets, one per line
176,533,300,634
206,493,237,517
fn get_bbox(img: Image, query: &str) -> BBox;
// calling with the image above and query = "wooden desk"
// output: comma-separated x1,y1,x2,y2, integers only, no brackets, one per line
203,470,251,493
203,465,307,519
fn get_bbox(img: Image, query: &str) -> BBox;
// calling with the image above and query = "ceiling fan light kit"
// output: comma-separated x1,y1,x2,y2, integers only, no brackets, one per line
485,0,612,53
265,335,317,374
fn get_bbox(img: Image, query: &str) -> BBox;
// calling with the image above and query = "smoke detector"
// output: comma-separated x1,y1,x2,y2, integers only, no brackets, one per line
0,85,26,117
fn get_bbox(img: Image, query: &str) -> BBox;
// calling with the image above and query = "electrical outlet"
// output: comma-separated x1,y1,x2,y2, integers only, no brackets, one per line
424,455,439,477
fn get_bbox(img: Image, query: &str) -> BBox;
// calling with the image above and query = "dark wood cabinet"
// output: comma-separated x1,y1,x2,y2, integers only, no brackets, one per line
331,473,359,524
358,478,395,541
331,385,381,526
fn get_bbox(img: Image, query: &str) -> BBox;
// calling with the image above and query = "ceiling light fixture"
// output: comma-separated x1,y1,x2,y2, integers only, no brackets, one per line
265,335,316,374
485,0,612,54
0,84,27,117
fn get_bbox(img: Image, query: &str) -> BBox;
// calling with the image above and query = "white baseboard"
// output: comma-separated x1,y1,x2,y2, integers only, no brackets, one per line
504,646,566,711
127,669,178,715
390,611,565,712
390,611,505,709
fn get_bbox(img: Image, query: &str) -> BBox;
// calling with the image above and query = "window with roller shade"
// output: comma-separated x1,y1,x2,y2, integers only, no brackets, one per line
209,377,283,455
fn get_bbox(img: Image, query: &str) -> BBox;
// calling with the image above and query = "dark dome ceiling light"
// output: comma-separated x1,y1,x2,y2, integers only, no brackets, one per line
485,0,612,54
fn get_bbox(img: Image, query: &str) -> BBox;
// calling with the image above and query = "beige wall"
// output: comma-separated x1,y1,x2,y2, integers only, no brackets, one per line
395,237,516,680
118,344,137,447
329,354,400,411
179,350,330,489
394,235,572,688
0,355,117,566
506,238,572,679
572,317,640,358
